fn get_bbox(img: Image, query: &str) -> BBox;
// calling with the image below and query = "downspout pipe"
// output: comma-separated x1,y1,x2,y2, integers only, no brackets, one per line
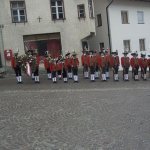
106,0,114,53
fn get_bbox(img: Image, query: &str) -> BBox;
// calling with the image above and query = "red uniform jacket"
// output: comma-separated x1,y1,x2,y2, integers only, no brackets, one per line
130,57,139,68
81,54,84,66
11,56,17,68
81,55,90,67
72,58,79,67
65,57,73,68
44,57,50,69
50,63,57,72
96,55,101,67
89,56,96,67
139,58,148,68
56,62,63,71
148,58,150,67
34,55,40,67
121,57,130,68
105,54,111,65
99,56,107,68
110,56,120,67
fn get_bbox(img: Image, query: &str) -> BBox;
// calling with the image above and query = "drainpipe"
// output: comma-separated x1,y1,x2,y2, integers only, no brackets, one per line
106,0,114,53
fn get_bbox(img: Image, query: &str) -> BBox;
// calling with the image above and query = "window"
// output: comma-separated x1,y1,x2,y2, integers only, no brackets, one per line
97,14,102,26
121,11,129,24
51,0,65,20
99,43,104,51
10,1,27,23
88,0,94,18
139,39,145,51
123,40,131,52
137,11,144,24
77,4,86,18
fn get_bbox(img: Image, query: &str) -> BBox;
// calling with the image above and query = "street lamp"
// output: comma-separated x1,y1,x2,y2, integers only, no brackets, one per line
0,24,6,73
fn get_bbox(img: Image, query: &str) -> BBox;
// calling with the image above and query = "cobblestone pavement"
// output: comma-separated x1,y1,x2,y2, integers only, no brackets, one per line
0,72,150,150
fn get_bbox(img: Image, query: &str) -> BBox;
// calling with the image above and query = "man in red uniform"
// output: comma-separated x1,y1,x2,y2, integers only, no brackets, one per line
62,57,68,83
81,50,90,78
110,50,120,81
89,51,95,81
105,49,111,79
56,57,63,80
94,51,100,79
65,52,73,79
44,51,52,80
11,51,23,83
139,52,148,80
50,59,57,83
72,52,79,82
130,52,139,81
98,51,107,81
32,50,40,83
148,54,150,78
121,51,130,81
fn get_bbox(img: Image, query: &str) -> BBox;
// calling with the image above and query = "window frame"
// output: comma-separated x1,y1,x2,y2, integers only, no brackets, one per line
121,10,129,24
97,14,102,27
137,11,144,24
10,1,27,23
88,0,94,18
77,4,86,19
139,38,145,51
50,0,65,21
99,42,104,51
123,40,131,52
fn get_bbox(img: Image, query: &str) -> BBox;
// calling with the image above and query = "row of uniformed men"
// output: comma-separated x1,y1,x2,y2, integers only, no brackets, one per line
11,50,150,84
81,50,150,81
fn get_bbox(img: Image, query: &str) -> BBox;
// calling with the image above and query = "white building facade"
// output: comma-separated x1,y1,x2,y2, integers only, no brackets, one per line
89,0,150,57
0,0,95,67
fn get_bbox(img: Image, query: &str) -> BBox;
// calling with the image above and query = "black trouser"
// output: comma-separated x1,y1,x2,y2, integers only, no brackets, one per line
90,66,95,74
83,65,88,72
113,65,119,74
57,70,62,76
123,67,129,74
52,71,56,78
106,63,110,72
95,64,99,72
68,66,72,73
47,68,51,74
133,66,139,76
14,65,21,76
141,67,147,75
73,67,78,75
63,68,67,78
101,67,106,74
34,67,39,76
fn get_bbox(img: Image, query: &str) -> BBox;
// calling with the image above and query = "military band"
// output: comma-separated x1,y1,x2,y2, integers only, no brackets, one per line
10,49,150,84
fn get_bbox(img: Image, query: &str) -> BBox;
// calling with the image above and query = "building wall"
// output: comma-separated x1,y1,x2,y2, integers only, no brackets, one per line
109,0,150,57
0,0,95,66
90,0,150,56
89,0,110,51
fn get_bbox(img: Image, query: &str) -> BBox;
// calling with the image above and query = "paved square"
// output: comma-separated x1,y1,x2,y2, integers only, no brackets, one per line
0,73,150,150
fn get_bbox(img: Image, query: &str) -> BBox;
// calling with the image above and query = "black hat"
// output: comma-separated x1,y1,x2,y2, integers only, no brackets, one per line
111,52,117,55
122,51,128,55
72,51,77,56
65,52,70,57
89,50,94,54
